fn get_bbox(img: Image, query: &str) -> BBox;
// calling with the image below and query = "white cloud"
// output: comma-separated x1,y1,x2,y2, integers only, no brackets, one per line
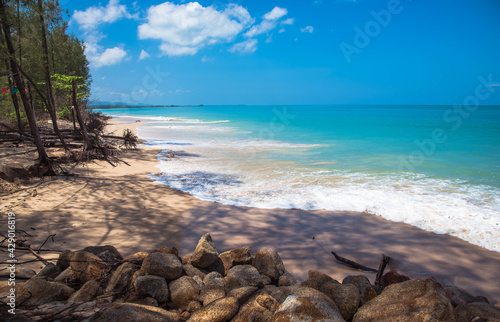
72,0,134,68
89,46,127,68
244,6,288,38
138,2,254,56
72,0,134,31
139,49,151,60
201,56,215,63
263,7,288,20
229,39,258,54
281,18,295,25
301,26,314,33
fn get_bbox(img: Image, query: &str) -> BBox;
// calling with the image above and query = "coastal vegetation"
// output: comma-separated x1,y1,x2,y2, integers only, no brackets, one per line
0,0,136,180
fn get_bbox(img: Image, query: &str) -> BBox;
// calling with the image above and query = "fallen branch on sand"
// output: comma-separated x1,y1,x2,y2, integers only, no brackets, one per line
331,251,378,272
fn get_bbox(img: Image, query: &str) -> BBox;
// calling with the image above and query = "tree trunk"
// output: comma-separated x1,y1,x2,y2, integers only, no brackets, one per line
37,0,71,153
72,80,93,150
4,59,23,131
0,0,51,166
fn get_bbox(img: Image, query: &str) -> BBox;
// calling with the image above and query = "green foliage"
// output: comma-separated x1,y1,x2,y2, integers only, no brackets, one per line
1,0,91,117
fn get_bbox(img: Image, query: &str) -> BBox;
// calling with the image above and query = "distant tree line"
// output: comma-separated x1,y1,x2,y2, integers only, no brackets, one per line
0,0,91,169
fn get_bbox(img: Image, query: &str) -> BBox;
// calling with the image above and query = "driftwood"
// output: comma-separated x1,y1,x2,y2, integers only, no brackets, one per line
375,254,391,286
331,251,378,272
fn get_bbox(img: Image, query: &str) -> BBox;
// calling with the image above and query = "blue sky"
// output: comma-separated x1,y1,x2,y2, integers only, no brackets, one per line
62,0,500,106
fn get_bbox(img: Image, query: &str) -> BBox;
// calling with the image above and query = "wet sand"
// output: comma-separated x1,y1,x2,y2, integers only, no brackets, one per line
1,119,499,303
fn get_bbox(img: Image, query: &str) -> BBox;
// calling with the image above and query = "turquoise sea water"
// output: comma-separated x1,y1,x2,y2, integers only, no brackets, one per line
96,105,500,251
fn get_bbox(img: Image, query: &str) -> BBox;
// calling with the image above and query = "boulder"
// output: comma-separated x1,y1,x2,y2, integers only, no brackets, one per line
69,280,100,302
301,270,339,290
455,302,500,322
157,246,180,258
353,278,455,322
140,252,183,281
187,296,239,322
342,275,377,305
205,256,225,276
54,267,78,284
187,300,203,312
219,247,252,275
93,303,179,321
263,285,299,305
380,271,410,288
105,262,137,294
56,249,71,270
272,287,345,322
233,292,279,322
134,275,170,303
36,263,61,279
123,251,149,265
18,277,75,306
190,233,219,269
69,251,109,282
200,272,226,305
83,245,123,263
169,276,201,309
252,249,285,282
321,282,360,321
229,286,259,305
183,263,207,280
278,271,297,287
225,265,263,291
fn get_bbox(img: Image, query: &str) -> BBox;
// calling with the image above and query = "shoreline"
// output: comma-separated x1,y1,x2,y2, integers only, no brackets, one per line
2,118,500,303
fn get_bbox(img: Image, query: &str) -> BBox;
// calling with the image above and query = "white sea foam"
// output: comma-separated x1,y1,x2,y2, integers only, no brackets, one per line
135,115,500,252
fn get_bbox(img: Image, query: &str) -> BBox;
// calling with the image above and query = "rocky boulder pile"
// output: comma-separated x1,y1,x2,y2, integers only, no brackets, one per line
2,233,500,321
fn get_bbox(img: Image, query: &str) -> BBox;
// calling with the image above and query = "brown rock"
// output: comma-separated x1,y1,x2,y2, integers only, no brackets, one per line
69,280,100,302
187,296,239,322
69,251,109,282
263,285,299,305
93,303,179,321
278,271,297,287
182,253,192,265
56,249,71,271
105,262,137,293
252,249,285,282
187,300,202,312
342,275,377,305
123,251,149,265
83,245,123,263
158,246,180,258
353,278,455,322
455,302,500,322
219,247,252,275
36,263,61,279
233,292,279,322
54,267,78,284
200,272,226,305
272,287,345,322
380,271,410,288
321,282,360,321
301,269,339,290
141,252,183,281
18,277,75,306
229,286,259,305
205,256,225,276
169,276,201,309
191,233,219,269
134,275,170,303
183,263,207,280
225,265,263,292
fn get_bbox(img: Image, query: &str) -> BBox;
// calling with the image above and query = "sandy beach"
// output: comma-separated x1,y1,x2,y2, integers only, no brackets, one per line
2,119,500,303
